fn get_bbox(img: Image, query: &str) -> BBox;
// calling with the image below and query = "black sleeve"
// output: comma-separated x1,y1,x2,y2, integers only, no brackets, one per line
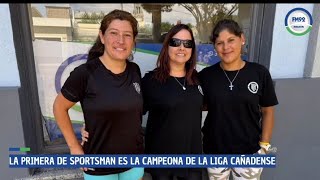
60,65,89,102
141,72,151,115
260,67,279,107
136,63,142,79
198,68,208,109
129,61,142,79
198,68,205,85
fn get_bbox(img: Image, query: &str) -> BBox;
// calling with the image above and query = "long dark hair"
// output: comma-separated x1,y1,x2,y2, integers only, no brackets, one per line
87,10,138,61
153,24,198,85
210,19,243,44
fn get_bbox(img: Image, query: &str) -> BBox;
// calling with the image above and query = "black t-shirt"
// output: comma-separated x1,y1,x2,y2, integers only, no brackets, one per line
61,58,144,175
141,70,203,177
199,62,278,154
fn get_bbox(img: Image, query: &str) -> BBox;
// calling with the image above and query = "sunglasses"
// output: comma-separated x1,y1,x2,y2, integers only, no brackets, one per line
169,38,193,48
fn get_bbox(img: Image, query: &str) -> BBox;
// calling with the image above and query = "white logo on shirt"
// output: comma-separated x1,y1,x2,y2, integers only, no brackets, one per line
198,85,204,96
133,82,141,94
248,82,259,94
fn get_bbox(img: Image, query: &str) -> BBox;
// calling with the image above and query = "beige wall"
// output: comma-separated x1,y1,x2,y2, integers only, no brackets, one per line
33,26,72,41
46,7,70,18
32,16,72,41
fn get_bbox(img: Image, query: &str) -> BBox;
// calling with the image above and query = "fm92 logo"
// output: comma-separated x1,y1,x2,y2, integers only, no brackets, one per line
285,7,313,36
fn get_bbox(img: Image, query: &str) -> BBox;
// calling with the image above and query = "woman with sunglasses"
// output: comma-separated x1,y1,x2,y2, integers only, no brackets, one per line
199,19,278,179
141,24,203,180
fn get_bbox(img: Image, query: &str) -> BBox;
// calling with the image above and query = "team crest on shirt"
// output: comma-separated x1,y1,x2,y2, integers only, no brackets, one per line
133,82,141,94
248,82,259,94
198,85,204,96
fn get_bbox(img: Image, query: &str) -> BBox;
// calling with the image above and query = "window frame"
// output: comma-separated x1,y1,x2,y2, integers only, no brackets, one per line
248,4,276,68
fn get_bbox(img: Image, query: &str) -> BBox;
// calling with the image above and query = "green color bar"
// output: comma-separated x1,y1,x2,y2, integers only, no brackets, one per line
135,48,160,55
20,147,30,152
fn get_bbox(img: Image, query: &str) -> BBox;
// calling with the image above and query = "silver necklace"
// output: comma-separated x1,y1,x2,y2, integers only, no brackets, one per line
222,68,240,91
173,77,186,90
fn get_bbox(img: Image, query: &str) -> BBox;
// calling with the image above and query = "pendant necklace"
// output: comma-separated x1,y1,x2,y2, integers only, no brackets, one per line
221,66,240,91
174,77,186,90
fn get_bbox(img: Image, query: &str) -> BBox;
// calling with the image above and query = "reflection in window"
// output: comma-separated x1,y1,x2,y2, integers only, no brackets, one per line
30,3,251,44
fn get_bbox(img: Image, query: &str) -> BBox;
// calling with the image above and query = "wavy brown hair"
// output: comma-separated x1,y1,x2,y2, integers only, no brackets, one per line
153,24,198,85
87,9,138,61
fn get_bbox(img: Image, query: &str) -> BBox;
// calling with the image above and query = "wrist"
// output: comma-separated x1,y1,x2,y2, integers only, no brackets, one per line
259,141,271,151
259,141,270,145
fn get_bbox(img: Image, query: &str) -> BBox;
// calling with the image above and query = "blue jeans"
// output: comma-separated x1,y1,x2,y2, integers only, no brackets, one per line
83,168,144,180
